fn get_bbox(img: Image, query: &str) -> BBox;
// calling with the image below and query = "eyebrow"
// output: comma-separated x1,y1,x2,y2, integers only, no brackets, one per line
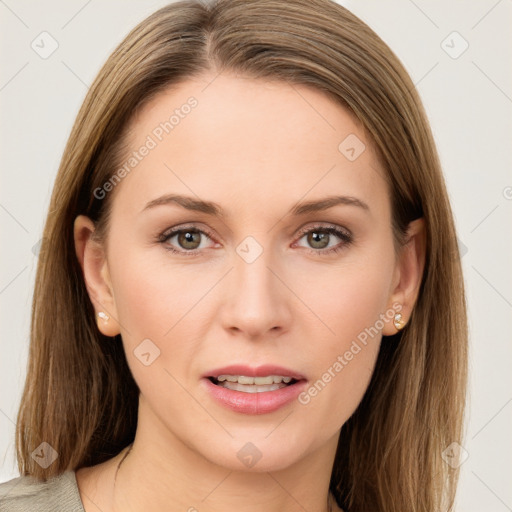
141,193,369,217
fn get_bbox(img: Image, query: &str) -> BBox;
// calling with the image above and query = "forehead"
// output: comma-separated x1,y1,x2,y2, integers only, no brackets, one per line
111,72,389,220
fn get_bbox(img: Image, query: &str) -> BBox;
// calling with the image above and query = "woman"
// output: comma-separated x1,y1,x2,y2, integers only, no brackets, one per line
0,0,467,511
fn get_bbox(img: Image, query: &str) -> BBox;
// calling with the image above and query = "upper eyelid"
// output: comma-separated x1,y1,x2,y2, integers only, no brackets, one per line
296,223,350,237
161,223,217,241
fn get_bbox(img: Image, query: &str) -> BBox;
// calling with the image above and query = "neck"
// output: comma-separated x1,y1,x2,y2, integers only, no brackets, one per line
78,397,342,512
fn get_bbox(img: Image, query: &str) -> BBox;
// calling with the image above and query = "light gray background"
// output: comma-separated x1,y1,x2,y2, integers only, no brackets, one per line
1,1,511,510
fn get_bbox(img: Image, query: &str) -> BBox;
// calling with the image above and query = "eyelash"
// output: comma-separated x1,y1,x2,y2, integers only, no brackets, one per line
157,223,353,257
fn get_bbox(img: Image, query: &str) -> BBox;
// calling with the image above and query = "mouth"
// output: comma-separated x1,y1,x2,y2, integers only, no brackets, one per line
207,374,301,393
201,364,308,414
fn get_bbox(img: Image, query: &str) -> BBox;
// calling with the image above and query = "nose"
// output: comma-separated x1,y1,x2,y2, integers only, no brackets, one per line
219,243,292,340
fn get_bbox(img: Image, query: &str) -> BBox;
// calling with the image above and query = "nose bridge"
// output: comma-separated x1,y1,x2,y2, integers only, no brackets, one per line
233,236,278,303
222,234,290,336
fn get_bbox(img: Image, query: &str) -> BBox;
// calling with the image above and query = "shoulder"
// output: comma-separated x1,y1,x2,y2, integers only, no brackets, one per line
0,471,85,512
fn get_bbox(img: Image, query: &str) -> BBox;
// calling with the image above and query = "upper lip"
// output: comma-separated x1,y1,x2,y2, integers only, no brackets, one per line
204,364,306,381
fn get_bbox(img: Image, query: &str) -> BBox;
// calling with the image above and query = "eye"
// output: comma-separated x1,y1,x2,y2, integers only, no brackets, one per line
293,224,353,255
158,225,217,256
157,223,353,257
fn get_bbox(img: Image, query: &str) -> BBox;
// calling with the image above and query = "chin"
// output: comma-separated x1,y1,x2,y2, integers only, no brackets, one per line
193,430,311,473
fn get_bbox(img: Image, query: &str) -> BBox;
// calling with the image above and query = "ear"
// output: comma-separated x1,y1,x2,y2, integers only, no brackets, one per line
74,215,120,337
382,218,426,335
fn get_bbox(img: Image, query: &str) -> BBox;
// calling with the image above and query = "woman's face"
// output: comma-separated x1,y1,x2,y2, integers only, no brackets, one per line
82,72,405,472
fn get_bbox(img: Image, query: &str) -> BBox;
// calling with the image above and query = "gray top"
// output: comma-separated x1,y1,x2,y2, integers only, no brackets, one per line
0,471,85,512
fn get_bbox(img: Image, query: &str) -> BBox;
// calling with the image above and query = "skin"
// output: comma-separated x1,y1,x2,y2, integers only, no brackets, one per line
74,71,425,512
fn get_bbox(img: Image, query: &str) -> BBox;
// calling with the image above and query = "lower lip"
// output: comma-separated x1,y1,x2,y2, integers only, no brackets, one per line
201,378,308,415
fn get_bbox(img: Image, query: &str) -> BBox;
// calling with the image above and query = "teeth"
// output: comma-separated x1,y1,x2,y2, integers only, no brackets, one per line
216,375,293,385
220,381,287,393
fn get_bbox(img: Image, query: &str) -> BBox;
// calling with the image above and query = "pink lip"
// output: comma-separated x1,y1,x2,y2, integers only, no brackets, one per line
203,364,306,380
201,377,308,415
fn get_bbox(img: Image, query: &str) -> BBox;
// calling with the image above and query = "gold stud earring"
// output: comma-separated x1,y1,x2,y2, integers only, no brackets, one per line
98,311,110,322
393,312,406,330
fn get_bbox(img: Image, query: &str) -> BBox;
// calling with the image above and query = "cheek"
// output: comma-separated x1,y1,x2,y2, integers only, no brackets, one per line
294,253,394,346
109,245,206,339
297,339,380,437
107,252,202,409
293,256,393,424
106,242,220,391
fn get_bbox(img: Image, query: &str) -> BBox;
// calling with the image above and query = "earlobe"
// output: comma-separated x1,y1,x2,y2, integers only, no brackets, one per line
382,218,426,336
73,215,121,337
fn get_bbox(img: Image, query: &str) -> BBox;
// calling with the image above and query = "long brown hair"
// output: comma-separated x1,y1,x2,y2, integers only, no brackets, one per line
15,1,468,510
